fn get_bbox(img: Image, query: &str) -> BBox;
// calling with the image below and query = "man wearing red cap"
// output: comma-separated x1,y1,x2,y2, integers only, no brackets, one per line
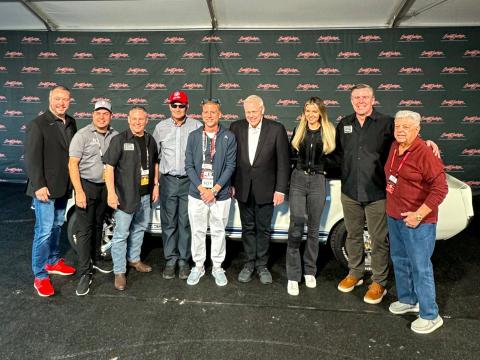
153,91,201,280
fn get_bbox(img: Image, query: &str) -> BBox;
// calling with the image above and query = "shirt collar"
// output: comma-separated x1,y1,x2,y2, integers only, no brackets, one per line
87,123,114,135
170,116,187,127
248,120,262,131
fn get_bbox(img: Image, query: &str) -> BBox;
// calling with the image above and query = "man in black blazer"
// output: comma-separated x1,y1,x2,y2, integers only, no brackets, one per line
25,86,77,297
230,95,290,284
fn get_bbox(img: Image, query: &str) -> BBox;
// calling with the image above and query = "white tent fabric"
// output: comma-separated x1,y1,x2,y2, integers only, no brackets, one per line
0,0,478,31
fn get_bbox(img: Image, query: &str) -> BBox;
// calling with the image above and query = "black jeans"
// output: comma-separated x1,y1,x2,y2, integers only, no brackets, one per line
75,179,108,276
237,190,274,270
286,169,326,282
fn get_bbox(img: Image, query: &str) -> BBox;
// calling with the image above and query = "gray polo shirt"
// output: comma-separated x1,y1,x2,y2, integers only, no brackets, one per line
153,117,202,176
69,123,119,183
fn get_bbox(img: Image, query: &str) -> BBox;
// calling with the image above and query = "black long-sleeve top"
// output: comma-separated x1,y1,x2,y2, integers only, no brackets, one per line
291,127,327,174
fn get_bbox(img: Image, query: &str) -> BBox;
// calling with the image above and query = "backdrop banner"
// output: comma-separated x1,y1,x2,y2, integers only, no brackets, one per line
0,28,479,194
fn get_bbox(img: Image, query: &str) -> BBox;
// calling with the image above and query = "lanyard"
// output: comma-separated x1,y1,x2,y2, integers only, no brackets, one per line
136,136,149,171
141,147,149,171
93,132,105,157
202,130,217,163
389,148,411,177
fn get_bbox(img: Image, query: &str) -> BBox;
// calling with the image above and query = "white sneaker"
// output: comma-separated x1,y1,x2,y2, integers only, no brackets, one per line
287,280,299,296
304,275,316,288
186,266,205,286
411,315,443,334
389,301,420,315
212,267,228,287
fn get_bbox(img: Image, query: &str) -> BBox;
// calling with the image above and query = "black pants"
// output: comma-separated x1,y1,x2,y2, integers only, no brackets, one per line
286,170,326,281
237,190,274,270
75,179,108,276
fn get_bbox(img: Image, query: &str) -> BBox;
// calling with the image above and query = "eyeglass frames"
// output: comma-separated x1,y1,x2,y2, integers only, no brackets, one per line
201,98,221,105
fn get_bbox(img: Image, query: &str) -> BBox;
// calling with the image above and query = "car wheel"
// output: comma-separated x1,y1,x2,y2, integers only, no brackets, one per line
66,208,114,258
329,220,372,272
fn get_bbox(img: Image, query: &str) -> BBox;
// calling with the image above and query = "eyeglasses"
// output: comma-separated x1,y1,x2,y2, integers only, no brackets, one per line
170,103,186,109
201,98,221,105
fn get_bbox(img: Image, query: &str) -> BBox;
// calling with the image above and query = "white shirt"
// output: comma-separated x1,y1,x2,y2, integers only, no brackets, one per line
248,120,262,165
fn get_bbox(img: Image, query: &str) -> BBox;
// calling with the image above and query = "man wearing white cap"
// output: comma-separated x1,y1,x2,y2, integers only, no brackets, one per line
153,91,201,280
68,100,118,296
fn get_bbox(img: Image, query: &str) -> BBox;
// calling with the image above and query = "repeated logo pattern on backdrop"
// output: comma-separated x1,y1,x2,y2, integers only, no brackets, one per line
0,29,479,192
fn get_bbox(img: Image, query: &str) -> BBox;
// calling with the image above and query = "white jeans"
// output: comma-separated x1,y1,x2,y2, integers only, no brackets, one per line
187,195,231,268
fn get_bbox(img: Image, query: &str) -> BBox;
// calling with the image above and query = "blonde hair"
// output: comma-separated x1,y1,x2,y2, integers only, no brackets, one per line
291,97,336,154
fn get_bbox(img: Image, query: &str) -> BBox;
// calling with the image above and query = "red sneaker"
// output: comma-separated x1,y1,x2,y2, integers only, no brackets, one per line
45,258,76,276
34,277,54,297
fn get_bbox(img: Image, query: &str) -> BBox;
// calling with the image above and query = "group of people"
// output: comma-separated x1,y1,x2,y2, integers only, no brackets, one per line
24,83,447,334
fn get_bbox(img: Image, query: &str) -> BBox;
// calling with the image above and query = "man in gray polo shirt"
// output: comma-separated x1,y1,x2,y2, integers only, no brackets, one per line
153,90,202,280
68,100,118,296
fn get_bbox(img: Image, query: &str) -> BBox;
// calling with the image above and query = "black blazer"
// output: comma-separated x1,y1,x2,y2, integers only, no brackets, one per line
230,118,290,205
25,110,77,199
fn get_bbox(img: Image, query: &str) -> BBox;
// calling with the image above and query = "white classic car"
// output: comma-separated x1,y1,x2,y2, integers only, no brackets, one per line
66,174,474,270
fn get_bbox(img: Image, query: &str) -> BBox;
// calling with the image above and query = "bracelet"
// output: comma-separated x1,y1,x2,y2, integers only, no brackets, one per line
211,188,218,196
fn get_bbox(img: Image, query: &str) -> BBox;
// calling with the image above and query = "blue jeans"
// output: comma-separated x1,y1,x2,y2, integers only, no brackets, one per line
111,195,151,274
387,216,438,320
32,196,68,279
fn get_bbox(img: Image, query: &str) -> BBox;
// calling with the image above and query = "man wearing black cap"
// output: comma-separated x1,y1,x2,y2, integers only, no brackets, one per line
69,100,118,296
153,91,201,280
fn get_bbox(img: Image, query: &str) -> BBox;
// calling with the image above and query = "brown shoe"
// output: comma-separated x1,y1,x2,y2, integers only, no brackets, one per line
364,282,387,304
129,261,152,273
114,273,126,291
337,275,364,293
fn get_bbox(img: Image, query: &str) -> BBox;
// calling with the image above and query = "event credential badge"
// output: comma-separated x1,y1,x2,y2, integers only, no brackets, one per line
140,168,149,186
200,163,213,188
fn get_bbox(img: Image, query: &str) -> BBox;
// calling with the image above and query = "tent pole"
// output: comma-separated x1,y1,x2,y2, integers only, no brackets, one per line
20,0,58,31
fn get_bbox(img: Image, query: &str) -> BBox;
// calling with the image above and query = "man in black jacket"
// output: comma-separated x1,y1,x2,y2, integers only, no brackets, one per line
230,95,290,284
25,86,77,297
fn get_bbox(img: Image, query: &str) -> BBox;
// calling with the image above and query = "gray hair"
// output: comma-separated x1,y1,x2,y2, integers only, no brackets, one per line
395,110,421,126
49,85,70,96
244,95,264,110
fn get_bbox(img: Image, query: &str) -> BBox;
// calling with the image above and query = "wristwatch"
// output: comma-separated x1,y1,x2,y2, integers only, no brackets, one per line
415,213,423,221
211,188,218,196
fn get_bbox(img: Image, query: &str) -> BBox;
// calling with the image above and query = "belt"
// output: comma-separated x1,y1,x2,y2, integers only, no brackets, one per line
298,168,326,176
165,174,188,179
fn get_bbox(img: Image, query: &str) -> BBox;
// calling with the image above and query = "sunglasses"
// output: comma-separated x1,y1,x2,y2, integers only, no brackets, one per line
201,98,221,105
170,103,186,109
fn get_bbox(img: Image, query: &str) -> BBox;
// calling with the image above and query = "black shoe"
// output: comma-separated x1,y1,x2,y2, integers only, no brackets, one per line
163,264,176,279
76,273,93,296
93,260,113,274
178,264,191,280
238,264,255,283
258,267,272,285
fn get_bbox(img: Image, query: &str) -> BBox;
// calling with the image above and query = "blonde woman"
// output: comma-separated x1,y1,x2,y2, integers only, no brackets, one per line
287,97,336,296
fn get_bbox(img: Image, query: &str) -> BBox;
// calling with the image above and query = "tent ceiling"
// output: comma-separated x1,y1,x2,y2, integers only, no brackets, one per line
0,0,478,31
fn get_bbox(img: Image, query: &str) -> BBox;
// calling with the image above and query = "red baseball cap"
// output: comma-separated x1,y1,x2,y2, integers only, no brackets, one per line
168,90,188,105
